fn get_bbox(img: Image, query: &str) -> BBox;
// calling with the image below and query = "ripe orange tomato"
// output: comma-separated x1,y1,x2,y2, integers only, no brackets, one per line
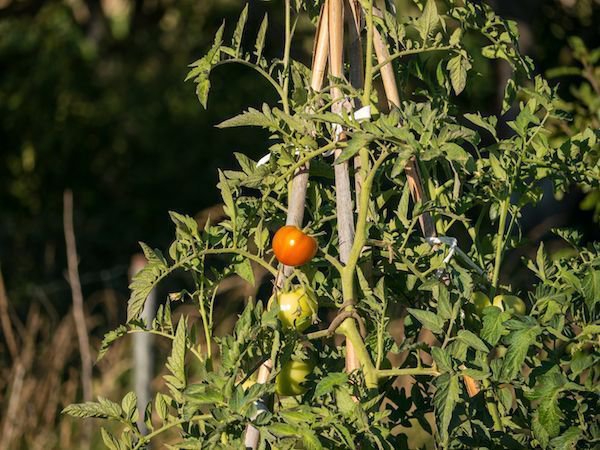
275,358,315,396
273,287,318,332
272,225,317,267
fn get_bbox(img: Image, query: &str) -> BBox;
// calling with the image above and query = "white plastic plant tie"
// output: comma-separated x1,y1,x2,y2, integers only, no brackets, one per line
426,236,457,264
426,235,486,276
354,105,372,122
256,152,272,167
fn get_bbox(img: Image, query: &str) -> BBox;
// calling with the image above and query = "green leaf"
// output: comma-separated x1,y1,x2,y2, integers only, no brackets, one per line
218,170,236,225
549,427,582,450
155,393,170,421
127,244,168,321
526,367,565,439
313,372,348,398
232,4,249,56
234,257,255,286
407,308,444,334
435,283,452,321
500,324,541,381
431,347,453,373
464,113,498,140
97,325,127,362
101,428,121,450
416,0,439,41
254,14,268,61
196,77,211,109
432,373,461,445
481,306,510,346
456,330,489,353
441,142,471,164
121,391,138,422
447,55,471,95
334,134,372,165
502,78,517,114
581,270,600,310
62,397,122,420
165,318,187,397
216,107,275,129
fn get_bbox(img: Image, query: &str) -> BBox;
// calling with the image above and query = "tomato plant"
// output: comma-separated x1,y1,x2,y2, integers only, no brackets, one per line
272,225,318,267
65,1,599,449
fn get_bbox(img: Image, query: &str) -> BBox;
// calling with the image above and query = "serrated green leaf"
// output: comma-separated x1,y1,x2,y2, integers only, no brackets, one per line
216,107,275,129
101,428,121,450
166,318,187,396
431,347,453,373
581,270,600,310
417,0,439,41
481,306,510,346
313,372,348,398
526,367,565,439
121,391,137,422
63,397,122,420
97,325,127,362
456,330,489,353
464,113,498,140
407,308,444,334
254,14,268,61
549,427,582,450
234,257,255,286
334,134,372,165
232,4,248,56
500,324,541,380
433,373,460,445
447,55,471,95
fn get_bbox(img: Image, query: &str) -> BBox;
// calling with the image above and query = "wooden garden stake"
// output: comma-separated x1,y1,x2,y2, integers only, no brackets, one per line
244,4,330,448
328,0,362,374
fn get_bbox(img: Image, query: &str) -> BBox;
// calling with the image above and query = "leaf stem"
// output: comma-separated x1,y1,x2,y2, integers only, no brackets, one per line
372,46,453,74
377,367,439,378
126,329,204,362
132,415,211,449
490,196,509,299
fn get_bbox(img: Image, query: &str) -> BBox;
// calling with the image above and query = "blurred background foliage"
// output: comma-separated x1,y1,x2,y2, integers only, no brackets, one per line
0,0,598,448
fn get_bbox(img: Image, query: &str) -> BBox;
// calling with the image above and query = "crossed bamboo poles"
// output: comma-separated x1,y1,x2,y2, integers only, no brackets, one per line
244,1,478,447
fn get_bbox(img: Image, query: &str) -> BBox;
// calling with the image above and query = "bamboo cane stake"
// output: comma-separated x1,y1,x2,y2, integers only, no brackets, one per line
372,2,481,398
244,5,331,448
344,0,365,373
328,0,361,374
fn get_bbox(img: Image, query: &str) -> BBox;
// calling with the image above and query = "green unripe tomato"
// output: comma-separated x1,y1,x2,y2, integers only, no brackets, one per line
471,291,493,317
275,359,315,397
273,287,318,332
493,295,527,315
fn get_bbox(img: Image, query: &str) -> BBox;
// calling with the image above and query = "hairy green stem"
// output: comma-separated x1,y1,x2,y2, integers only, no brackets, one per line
362,0,375,106
339,318,378,388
